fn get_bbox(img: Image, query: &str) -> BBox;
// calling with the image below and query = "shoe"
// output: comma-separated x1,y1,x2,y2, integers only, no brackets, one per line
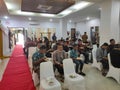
79,72,86,76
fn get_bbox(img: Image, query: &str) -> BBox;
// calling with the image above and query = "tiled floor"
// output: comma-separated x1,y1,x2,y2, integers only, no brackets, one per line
36,64,120,90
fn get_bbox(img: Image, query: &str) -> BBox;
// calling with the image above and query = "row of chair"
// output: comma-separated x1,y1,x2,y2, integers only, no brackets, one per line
91,45,120,84
40,59,85,90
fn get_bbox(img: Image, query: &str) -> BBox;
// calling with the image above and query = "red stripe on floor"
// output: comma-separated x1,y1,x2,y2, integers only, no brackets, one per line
0,45,36,90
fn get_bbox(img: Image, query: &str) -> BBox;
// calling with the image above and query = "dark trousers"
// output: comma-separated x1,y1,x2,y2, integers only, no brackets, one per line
100,59,109,70
82,52,89,63
73,60,84,73
54,64,64,75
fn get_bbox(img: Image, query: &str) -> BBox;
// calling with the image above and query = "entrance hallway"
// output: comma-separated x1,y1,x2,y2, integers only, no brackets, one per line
0,45,35,90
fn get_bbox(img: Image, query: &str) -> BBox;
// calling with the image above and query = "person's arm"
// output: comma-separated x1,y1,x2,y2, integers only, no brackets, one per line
70,50,77,60
53,52,60,65
33,58,45,65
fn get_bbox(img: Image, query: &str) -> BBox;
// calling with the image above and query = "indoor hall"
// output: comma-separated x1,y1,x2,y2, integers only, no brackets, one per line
0,0,120,90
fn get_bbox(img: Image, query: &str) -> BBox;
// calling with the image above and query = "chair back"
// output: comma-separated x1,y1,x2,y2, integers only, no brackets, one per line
92,48,97,60
67,51,71,58
40,61,54,80
29,47,36,56
93,45,97,50
63,59,75,75
108,53,112,67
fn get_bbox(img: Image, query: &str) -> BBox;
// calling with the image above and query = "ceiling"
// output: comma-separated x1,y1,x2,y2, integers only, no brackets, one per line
0,0,104,23
21,0,75,14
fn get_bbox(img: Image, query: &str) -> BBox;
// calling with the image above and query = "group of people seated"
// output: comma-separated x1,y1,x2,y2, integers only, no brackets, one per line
96,39,120,76
27,35,120,84
31,37,93,83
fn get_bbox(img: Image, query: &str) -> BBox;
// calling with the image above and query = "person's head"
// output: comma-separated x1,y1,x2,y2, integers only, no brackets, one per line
78,39,82,44
73,44,78,50
57,44,63,51
101,43,109,49
110,39,115,45
84,32,87,35
39,45,46,54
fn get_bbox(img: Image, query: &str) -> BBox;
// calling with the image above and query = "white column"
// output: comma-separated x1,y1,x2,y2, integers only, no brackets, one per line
100,0,120,45
59,19,67,40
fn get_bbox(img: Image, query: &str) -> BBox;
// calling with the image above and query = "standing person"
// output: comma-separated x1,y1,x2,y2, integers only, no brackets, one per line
70,44,86,76
82,32,88,43
52,33,57,41
96,43,109,76
32,45,46,80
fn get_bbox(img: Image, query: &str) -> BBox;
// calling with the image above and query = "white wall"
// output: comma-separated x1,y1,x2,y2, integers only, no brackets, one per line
0,24,10,56
1,19,62,40
72,18,100,40
100,0,120,45
86,18,100,41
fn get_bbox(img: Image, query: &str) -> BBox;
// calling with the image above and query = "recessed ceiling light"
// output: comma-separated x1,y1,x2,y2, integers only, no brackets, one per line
50,19,53,22
4,16,8,19
86,17,90,20
28,17,32,20
69,20,72,23
98,8,102,10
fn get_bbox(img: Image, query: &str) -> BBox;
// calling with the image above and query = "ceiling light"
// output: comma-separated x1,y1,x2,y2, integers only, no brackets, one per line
28,17,32,20
59,10,72,15
16,10,35,16
50,19,53,22
86,17,90,20
40,14,55,17
71,1,92,10
4,16,8,19
69,20,72,23
99,8,102,11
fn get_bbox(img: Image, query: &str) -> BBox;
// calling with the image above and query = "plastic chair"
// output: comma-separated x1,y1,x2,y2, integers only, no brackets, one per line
40,61,61,90
28,47,36,73
106,53,120,84
63,59,85,90
92,48,102,71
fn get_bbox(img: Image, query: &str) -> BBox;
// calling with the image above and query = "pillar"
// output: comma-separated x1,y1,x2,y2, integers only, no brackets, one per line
100,0,120,45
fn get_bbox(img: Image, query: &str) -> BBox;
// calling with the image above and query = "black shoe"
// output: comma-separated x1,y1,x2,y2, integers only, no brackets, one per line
79,72,86,76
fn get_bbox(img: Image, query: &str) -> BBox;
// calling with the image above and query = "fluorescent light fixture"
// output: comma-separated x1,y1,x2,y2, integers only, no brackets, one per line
60,10,72,15
71,1,92,10
16,10,35,16
40,14,55,17
4,16,8,19
5,2,15,10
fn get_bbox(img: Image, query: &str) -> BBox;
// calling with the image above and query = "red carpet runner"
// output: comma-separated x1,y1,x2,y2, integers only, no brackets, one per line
0,45,36,90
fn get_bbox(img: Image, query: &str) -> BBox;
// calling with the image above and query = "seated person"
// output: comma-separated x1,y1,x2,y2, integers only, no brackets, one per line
53,44,67,76
63,41,69,52
32,45,46,80
96,43,109,76
78,39,89,64
70,44,86,76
